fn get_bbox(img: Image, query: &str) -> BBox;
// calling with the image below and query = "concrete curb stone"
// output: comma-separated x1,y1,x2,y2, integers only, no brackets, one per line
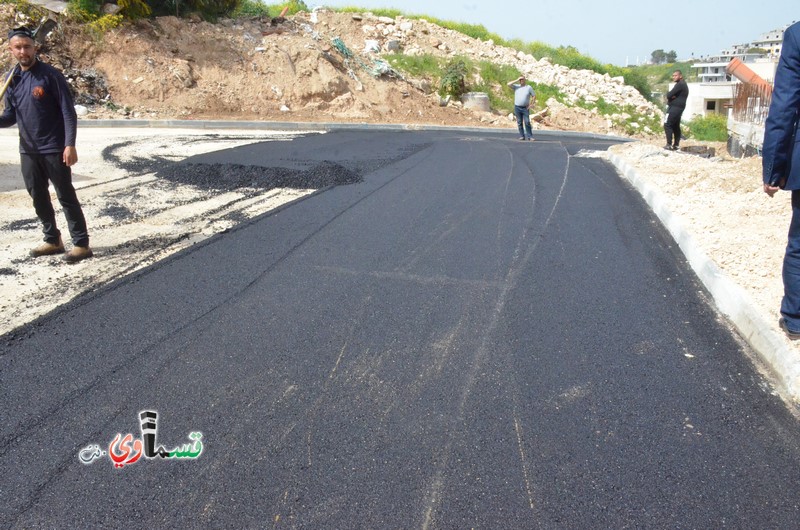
607,152,800,404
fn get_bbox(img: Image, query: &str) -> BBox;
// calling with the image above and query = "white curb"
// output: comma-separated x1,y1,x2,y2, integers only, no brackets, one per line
607,152,800,403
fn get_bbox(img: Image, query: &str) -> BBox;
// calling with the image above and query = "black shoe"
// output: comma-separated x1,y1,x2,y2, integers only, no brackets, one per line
672,145,680,151
663,145,673,151
779,318,800,340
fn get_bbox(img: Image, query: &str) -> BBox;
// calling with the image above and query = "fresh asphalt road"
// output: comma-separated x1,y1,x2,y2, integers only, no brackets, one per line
1,130,799,528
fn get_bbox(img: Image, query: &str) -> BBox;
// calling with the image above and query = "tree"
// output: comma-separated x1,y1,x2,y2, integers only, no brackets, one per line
651,49,666,64
651,49,678,64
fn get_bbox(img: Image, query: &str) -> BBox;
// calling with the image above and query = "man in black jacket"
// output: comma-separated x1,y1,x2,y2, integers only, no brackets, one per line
664,70,688,151
0,26,92,263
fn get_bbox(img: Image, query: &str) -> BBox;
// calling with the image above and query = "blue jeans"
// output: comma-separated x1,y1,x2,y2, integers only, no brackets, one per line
514,105,532,139
782,190,800,331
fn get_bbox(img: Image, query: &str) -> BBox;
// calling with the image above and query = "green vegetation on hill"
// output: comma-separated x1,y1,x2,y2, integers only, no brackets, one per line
629,61,697,98
59,0,307,22
233,0,307,18
383,53,565,113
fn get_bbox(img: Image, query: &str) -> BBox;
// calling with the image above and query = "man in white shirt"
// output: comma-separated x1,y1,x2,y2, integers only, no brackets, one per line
507,75,536,140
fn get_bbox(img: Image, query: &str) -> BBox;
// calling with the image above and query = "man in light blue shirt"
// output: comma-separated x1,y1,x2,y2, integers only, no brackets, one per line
507,75,536,140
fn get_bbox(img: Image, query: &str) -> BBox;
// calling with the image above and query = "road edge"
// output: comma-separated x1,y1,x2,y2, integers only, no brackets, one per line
607,152,800,404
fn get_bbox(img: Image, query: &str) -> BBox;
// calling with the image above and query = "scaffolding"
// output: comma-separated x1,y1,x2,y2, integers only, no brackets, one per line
731,81,772,125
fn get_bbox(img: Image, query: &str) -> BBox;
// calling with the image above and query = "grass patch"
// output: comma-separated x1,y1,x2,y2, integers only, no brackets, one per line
336,6,403,19
385,53,564,113
470,61,522,111
383,53,441,78
336,6,504,43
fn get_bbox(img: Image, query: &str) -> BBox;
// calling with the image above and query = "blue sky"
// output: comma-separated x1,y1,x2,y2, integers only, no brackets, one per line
310,0,798,65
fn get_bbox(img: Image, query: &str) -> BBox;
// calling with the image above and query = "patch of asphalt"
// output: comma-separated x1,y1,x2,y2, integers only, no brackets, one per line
156,160,363,192
99,133,310,177
97,203,134,222
3,218,38,231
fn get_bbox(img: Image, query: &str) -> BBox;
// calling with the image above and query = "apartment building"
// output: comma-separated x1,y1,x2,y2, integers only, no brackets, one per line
676,22,795,119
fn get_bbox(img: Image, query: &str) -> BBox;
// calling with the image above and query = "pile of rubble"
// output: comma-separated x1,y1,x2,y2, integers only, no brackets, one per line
0,4,662,135
339,11,660,116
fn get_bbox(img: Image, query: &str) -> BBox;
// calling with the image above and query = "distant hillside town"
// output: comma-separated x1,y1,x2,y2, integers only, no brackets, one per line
680,22,795,120
682,21,797,156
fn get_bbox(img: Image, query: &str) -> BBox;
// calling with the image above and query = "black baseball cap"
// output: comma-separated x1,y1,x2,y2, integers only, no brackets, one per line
8,26,34,40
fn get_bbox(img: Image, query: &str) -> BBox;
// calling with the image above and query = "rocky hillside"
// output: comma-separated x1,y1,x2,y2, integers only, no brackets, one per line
0,4,662,136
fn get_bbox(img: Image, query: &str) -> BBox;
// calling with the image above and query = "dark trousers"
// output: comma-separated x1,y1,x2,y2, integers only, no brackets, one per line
21,153,89,247
664,107,683,147
782,190,800,331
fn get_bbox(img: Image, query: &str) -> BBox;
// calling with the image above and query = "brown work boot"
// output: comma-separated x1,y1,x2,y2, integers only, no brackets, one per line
63,245,93,264
30,238,65,257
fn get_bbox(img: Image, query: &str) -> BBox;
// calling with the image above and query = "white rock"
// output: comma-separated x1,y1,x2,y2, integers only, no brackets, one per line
101,3,121,15
74,104,88,116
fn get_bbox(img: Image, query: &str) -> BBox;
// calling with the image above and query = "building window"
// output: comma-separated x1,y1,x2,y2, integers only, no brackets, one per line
707,101,717,111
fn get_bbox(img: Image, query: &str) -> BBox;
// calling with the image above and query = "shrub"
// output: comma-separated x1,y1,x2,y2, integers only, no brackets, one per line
67,0,102,15
117,0,151,18
685,113,728,141
86,13,123,34
439,58,467,98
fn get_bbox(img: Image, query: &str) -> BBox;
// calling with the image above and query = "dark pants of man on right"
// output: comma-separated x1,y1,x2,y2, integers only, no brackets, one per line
664,107,683,149
21,153,89,247
781,190,800,328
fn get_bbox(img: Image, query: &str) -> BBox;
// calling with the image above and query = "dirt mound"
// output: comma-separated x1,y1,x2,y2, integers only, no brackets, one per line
0,5,655,136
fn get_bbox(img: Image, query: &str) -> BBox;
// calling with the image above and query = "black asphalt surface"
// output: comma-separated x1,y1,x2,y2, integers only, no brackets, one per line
2,130,799,528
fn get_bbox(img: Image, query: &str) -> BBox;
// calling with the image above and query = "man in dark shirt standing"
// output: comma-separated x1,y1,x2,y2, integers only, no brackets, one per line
664,70,689,151
0,26,92,263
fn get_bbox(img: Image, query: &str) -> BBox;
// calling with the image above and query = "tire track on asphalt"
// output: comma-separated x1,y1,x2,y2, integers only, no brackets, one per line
0,143,437,457
420,140,572,526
